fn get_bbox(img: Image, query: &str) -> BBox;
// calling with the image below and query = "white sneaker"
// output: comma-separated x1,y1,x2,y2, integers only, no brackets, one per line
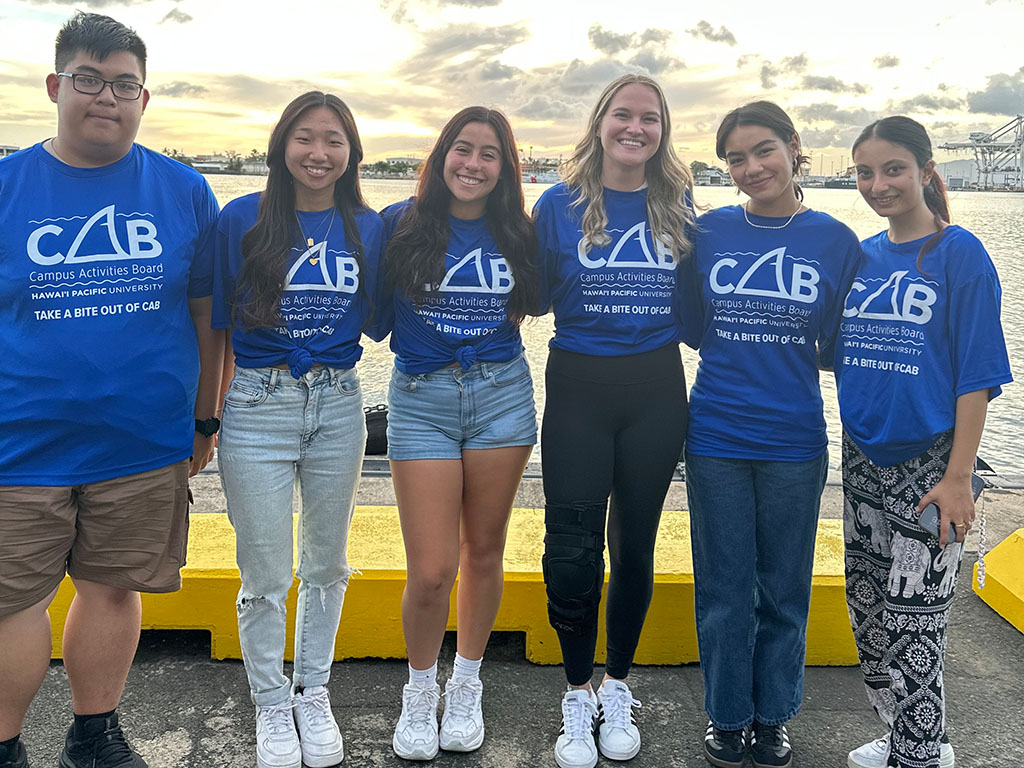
255,700,301,768
294,686,344,767
848,734,955,768
596,679,642,760
392,682,441,761
554,688,599,768
439,676,485,752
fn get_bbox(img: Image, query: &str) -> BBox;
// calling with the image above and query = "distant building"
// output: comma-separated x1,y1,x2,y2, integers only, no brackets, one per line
241,159,268,175
695,168,729,186
387,157,423,168
0,144,20,159
937,158,1016,188
192,154,230,173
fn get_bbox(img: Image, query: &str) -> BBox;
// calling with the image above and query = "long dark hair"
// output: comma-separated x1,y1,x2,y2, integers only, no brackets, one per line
385,106,538,325
852,115,950,269
715,100,810,202
234,91,369,330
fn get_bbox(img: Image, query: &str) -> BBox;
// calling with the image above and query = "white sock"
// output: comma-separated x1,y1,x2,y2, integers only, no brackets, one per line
567,684,595,699
408,661,438,687
452,652,482,681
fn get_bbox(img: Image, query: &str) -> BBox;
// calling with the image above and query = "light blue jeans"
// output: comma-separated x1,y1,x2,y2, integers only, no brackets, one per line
218,365,365,706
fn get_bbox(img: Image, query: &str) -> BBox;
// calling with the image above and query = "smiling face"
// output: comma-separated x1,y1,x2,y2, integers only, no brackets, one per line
45,49,148,167
723,124,800,215
853,137,933,222
284,106,350,211
599,82,662,186
443,121,502,219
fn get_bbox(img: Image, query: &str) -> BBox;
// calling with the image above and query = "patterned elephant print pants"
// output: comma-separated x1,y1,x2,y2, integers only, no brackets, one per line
842,431,962,768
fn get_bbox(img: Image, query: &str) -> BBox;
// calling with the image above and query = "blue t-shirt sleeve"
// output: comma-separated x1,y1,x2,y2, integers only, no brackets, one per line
369,201,412,341
674,190,701,348
187,179,220,299
950,270,1012,399
380,199,412,239
818,232,864,368
532,191,559,315
674,253,702,349
211,214,235,330
360,212,391,343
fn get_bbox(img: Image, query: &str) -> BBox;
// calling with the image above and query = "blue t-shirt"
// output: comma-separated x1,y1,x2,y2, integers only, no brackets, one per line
378,199,524,374
0,143,218,485
835,226,1012,467
535,183,685,356
212,192,384,377
687,206,863,461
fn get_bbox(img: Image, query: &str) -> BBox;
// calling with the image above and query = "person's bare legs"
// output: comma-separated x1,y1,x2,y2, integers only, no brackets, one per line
0,589,57,740
63,579,141,714
391,459,463,669
456,446,531,659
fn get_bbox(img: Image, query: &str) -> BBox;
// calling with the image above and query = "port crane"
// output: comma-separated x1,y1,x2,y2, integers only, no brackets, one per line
938,115,1024,190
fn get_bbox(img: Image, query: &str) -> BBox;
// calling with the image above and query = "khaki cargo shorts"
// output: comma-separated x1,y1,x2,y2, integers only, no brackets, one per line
0,459,190,619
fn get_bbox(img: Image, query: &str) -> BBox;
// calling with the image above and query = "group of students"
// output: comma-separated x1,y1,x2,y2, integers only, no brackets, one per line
0,11,1012,768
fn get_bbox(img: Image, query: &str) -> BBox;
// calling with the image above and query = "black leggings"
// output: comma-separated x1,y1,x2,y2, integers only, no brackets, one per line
541,344,688,685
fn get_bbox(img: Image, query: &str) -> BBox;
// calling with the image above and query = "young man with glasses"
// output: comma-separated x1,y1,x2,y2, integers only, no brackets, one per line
0,12,224,768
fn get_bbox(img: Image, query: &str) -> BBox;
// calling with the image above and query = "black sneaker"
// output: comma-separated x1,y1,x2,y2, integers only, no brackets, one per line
750,721,792,768
0,739,28,768
703,719,746,767
59,713,147,768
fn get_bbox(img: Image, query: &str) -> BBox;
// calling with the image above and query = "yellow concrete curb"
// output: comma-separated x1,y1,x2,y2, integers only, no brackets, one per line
973,528,1024,635
48,507,859,665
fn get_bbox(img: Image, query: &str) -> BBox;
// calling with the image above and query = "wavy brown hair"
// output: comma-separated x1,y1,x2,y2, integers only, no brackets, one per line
561,74,695,259
386,106,538,324
852,115,950,269
234,92,369,330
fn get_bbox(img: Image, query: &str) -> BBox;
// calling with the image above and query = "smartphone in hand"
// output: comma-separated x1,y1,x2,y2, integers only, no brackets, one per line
917,474,986,543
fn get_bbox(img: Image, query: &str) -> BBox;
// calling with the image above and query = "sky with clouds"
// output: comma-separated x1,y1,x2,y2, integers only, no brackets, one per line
1,0,1023,168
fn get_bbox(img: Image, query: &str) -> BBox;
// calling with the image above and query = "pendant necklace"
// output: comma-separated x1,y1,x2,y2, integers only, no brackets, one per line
296,208,335,265
743,200,802,230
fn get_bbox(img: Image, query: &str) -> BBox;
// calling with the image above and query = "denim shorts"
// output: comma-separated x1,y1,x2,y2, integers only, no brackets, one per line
387,354,538,460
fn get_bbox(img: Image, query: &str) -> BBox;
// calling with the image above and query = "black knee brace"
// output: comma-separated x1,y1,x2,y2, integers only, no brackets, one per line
542,501,607,636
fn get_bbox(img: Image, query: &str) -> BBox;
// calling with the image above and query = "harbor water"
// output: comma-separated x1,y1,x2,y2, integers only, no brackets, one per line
206,176,1023,475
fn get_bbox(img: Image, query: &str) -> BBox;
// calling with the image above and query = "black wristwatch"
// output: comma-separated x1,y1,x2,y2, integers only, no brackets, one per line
195,417,221,437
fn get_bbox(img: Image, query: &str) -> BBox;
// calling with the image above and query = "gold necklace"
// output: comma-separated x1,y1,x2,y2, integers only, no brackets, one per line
296,208,335,265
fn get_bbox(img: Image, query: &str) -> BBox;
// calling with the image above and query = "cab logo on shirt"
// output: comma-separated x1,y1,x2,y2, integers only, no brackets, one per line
27,205,161,265
577,222,675,270
709,246,820,303
436,248,514,294
842,270,937,325
285,242,359,294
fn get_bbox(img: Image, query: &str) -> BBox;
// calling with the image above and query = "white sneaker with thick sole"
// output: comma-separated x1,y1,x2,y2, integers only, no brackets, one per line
439,676,485,752
596,679,642,760
554,688,599,768
255,700,301,768
294,686,344,767
848,734,954,768
392,682,441,761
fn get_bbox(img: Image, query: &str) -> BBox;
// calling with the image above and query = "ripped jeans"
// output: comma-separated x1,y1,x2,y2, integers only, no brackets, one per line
219,366,366,706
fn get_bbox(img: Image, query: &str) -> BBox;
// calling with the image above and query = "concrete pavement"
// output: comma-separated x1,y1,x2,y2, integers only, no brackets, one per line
21,466,1024,767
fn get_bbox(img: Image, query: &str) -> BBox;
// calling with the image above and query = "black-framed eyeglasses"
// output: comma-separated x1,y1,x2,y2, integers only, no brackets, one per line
57,72,144,101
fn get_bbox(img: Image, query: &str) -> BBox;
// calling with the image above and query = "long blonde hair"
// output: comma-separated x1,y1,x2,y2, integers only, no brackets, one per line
561,74,695,258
